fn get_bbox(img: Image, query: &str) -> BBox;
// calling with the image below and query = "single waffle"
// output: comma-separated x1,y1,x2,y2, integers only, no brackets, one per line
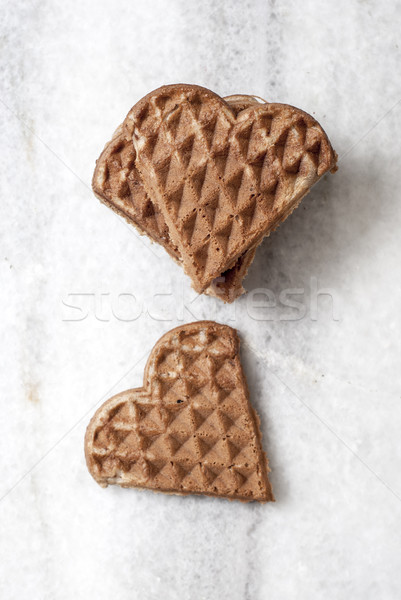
124,84,337,293
92,96,264,302
85,321,274,502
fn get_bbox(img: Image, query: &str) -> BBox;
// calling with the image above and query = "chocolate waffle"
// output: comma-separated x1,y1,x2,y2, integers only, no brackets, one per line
93,96,265,301
85,321,274,502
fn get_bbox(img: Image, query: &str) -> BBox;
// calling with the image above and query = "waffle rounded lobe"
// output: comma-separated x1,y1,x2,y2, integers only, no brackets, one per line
85,321,274,503
126,84,337,292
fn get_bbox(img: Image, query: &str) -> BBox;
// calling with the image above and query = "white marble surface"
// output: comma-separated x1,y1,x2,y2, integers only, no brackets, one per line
1,1,401,598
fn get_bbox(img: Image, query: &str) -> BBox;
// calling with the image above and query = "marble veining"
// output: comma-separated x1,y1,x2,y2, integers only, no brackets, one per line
1,1,401,599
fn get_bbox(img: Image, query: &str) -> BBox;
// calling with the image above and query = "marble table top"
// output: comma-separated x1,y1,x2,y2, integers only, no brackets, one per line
1,1,401,598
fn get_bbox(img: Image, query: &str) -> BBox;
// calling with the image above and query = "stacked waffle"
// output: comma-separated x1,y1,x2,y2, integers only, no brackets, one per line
93,84,337,301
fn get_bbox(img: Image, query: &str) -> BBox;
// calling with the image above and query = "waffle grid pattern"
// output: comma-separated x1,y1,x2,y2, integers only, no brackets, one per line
131,88,335,289
97,132,175,254
93,97,263,300
94,135,253,299
88,324,270,501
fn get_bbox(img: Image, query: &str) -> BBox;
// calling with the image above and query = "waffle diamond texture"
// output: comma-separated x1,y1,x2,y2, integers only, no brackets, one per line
85,321,273,502
92,96,266,300
127,85,336,291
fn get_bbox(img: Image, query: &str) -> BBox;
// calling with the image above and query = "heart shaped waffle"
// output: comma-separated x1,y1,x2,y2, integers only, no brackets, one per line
125,84,337,293
85,321,274,502
92,95,264,302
